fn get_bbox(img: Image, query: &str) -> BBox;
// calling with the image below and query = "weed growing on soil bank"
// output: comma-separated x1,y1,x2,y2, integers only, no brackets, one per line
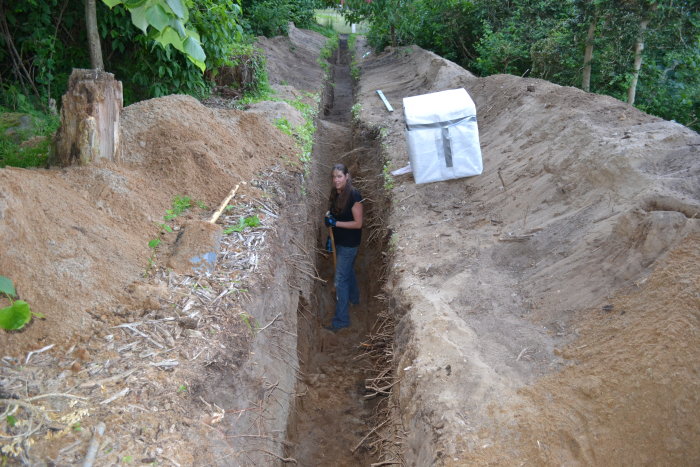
348,34,361,81
145,195,200,276
273,93,320,171
0,276,43,331
318,34,340,77
351,102,362,122
382,161,395,191
223,215,261,234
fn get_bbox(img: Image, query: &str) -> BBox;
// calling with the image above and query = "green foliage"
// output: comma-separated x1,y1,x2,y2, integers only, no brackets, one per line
164,195,192,221
148,238,161,249
342,0,700,132
270,94,318,166
239,312,258,332
319,34,339,61
474,22,530,76
382,161,394,191
224,215,261,234
229,42,274,102
0,277,17,298
0,301,31,331
0,276,43,331
241,0,318,37
98,3,210,103
317,33,339,76
274,117,294,135
190,0,244,71
347,34,361,80
0,0,245,111
101,0,207,71
348,33,357,52
351,102,362,122
244,1,292,36
156,222,174,233
314,8,369,34
0,108,60,168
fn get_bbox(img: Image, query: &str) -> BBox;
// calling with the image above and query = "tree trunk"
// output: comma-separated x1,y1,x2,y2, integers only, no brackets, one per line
85,0,104,70
582,15,597,92
627,18,650,106
51,69,123,166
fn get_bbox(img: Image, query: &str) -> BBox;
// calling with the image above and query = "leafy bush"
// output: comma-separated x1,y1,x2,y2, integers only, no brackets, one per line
0,108,59,168
341,0,700,132
241,0,319,37
229,42,271,98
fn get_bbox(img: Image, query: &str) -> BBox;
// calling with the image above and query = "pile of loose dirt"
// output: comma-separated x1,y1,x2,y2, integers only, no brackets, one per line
0,95,295,355
0,94,306,465
354,44,699,464
0,25,333,465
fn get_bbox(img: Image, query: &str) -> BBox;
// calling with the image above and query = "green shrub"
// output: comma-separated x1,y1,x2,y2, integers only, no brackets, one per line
0,108,59,168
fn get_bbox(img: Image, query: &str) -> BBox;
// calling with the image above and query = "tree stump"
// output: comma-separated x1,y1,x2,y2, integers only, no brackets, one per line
51,69,123,166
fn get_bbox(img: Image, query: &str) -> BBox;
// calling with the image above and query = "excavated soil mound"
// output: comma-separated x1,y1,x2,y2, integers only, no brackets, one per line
2,25,698,466
354,44,700,465
0,95,295,355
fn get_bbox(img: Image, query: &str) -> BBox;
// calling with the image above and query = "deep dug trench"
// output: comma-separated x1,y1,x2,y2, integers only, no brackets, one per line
285,37,392,465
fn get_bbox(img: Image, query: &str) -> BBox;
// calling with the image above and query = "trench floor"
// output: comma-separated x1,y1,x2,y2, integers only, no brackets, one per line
286,37,385,466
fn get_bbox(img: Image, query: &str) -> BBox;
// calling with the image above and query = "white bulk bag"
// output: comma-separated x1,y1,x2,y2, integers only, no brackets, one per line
403,88,483,184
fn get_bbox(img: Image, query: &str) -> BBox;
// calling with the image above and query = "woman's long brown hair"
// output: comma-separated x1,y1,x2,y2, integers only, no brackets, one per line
328,163,353,216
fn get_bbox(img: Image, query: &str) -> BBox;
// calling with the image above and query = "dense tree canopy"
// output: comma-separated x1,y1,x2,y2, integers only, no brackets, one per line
0,0,697,131
0,0,323,108
341,0,699,131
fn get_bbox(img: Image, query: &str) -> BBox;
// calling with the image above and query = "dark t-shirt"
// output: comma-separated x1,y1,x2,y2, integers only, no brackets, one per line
332,187,362,247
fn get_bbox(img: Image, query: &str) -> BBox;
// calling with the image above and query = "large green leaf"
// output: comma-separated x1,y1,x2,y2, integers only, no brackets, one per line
184,27,200,43
102,0,124,8
166,0,187,21
189,57,206,73
183,37,206,71
124,0,148,8
169,17,187,38
129,4,150,34
0,301,31,331
183,36,205,62
156,26,186,53
146,3,170,32
0,276,17,298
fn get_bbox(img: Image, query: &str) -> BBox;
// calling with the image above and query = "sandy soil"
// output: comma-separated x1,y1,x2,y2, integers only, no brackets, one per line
1,24,698,466
354,43,699,465
0,27,327,465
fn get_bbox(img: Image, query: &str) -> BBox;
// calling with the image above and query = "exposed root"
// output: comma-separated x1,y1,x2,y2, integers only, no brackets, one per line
352,294,406,464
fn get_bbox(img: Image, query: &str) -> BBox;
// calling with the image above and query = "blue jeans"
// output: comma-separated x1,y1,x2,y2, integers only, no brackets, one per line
333,245,359,328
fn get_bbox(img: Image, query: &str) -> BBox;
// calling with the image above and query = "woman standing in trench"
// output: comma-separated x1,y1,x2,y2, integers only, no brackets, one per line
324,163,363,331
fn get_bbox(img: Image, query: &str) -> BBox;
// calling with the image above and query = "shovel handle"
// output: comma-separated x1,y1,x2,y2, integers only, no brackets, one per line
328,226,336,269
209,182,246,224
